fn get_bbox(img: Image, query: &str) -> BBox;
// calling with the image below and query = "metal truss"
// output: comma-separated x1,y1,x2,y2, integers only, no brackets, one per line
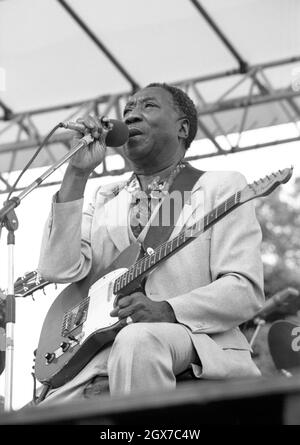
0,0,300,194
1,55,300,195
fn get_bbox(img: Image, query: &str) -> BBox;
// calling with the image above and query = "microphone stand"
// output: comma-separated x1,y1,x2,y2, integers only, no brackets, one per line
0,132,96,411
249,317,266,349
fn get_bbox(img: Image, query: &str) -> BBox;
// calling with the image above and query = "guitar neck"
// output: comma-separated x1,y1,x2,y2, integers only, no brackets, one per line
113,190,241,294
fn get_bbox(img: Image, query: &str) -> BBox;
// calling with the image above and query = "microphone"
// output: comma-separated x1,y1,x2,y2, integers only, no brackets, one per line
61,118,129,147
255,287,300,320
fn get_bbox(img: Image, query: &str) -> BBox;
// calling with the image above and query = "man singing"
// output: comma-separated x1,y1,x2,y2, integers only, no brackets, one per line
37,83,264,404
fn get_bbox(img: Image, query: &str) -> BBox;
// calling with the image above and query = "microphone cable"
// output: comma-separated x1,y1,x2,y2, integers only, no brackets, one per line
0,123,64,241
6,122,65,201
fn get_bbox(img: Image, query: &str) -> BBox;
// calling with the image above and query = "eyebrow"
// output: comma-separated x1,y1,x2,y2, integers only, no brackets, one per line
124,96,160,108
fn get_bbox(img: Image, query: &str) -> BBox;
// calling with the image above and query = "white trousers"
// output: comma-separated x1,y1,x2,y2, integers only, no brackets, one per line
40,322,199,405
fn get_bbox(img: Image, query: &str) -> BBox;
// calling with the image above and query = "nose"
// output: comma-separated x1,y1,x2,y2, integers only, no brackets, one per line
124,112,143,126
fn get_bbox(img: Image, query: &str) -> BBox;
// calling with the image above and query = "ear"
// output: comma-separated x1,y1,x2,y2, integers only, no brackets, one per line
177,117,189,143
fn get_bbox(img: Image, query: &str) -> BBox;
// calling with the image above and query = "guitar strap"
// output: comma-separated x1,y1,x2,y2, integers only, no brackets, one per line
142,162,205,251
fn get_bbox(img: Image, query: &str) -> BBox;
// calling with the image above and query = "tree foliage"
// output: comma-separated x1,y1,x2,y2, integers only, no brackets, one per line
255,176,300,319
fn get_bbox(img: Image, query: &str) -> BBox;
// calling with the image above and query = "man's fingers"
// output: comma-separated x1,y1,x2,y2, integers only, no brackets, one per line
116,300,144,320
110,305,133,318
111,292,145,318
116,306,135,320
90,114,102,129
75,115,105,140
118,295,134,309
76,116,93,130
110,295,133,317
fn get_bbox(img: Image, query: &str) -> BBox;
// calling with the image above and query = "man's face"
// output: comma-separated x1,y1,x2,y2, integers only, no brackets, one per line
122,86,183,163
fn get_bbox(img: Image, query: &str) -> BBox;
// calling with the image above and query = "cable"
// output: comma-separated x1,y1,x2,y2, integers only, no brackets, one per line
6,123,64,200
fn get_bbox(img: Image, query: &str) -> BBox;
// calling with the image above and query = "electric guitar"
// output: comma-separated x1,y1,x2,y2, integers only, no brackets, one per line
34,168,293,388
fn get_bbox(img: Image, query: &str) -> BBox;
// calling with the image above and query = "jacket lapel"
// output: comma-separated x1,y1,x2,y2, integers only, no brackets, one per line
170,185,205,239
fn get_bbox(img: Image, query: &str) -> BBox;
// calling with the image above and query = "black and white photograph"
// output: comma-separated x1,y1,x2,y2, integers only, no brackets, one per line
0,0,299,430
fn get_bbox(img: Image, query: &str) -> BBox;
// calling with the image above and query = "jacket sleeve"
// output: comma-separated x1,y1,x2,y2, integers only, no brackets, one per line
167,172,265,334
37,190,98,283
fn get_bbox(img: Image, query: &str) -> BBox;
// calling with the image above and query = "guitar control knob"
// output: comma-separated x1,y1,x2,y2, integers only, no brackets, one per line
45,352,56,364
60,341,70,352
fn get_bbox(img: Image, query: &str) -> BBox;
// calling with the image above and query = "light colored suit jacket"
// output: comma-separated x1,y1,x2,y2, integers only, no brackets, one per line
38,170,264,378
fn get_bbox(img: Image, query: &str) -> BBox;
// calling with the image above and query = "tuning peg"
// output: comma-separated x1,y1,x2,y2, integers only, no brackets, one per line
31,294,35,301
43,288,46,296
54,283,57,290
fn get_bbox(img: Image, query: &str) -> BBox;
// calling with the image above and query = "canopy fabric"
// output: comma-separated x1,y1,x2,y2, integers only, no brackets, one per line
0,0,299,178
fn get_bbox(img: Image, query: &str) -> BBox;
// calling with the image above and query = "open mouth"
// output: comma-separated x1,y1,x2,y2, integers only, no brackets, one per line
128,127,143,138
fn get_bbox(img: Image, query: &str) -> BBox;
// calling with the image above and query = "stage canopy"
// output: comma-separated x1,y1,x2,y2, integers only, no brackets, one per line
0,0,300,193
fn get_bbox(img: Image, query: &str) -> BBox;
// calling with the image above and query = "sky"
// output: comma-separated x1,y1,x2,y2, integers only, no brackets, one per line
0,127,299,410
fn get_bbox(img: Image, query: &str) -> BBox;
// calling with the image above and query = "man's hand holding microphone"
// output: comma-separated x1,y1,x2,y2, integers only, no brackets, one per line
58,115,128,203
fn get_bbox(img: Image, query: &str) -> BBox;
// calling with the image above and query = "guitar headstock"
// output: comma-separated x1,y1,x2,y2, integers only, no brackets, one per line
14,270,50,298
240,167,293,204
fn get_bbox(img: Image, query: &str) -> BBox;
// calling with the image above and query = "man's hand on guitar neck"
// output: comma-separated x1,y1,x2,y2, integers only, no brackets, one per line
110,292,177,325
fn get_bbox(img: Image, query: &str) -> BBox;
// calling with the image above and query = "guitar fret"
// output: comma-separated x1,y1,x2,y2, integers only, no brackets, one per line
141,256,149,274
141,258,147,274
204,214,208,229
121,273,128,288
113,280,119,294
149,254,156,266
234,192,239,204
163,242,170,255
135,261,143,278
178,231,185,246
114,277,121,292
218,202,225,215
128,267,135,282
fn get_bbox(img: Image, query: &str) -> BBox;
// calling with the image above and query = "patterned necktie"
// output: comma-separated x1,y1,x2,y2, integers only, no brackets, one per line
127,163,185,239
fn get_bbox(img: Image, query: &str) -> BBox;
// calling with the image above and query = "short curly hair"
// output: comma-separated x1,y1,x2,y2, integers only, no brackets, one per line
146,82,198,149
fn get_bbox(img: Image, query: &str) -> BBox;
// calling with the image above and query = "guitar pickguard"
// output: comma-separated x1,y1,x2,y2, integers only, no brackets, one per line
79,268,128,341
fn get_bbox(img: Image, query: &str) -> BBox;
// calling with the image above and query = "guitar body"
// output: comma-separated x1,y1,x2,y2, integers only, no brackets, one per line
35,242,143,388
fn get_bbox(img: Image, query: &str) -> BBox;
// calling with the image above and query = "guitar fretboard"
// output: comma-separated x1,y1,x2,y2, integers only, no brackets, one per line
113,190,241,294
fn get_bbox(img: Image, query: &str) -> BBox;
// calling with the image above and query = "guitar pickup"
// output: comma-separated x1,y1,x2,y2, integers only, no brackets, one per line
62,304,88,336
74,308,87,326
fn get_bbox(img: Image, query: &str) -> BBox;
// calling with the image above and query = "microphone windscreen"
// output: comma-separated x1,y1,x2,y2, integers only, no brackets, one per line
106,119,129,147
